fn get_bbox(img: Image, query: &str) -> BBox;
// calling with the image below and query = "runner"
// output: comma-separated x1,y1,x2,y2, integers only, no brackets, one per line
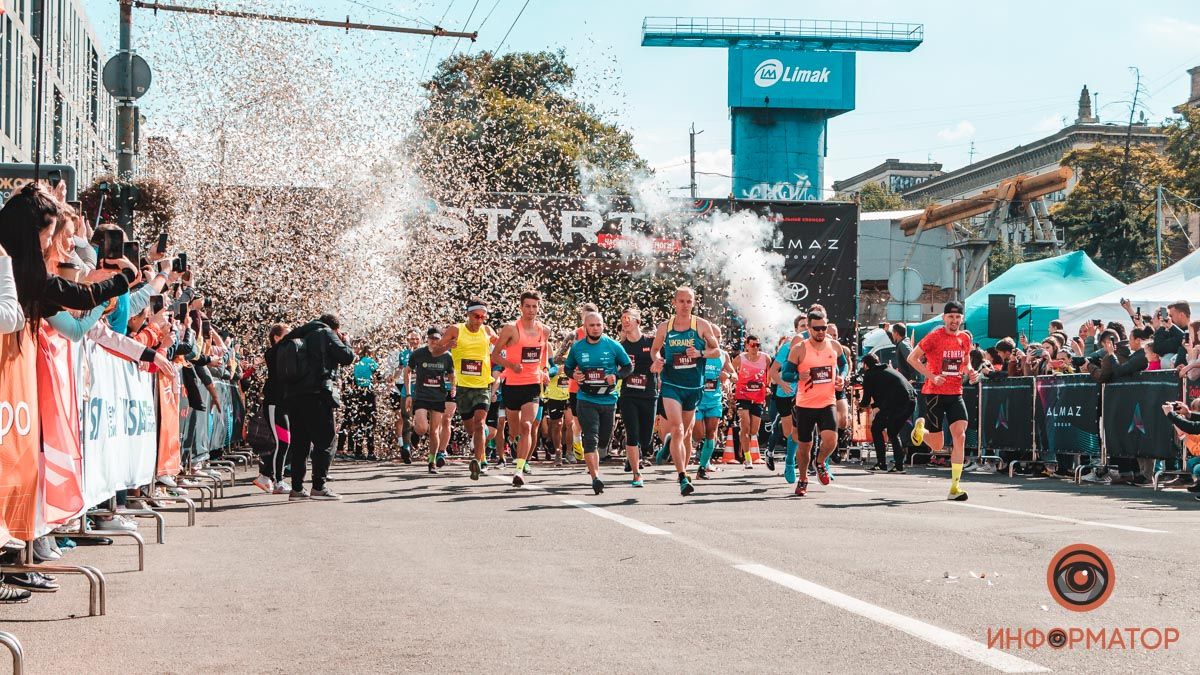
650,287,721,496
618,308,658,487
440,299,499,481
767,314,808,482
491,291,551,488
564,311,633,494
695,325,735,478
543,356,571,466
403,327,456,474
391,330,420,463
907,301,980,501
828,323,855,462
732,333,771,474
787,310,843,497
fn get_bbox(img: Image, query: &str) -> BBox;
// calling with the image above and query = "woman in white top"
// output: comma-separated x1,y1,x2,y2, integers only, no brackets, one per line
0,243,24,334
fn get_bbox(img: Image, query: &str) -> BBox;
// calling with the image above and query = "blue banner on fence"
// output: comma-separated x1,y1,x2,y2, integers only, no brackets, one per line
1101,371,1182,460
1035,373,1101,463
980,377,1035,453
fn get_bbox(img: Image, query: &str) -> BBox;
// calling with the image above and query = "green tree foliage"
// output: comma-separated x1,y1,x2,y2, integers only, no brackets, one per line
834,181,907,211
413,50,648,199
1052,143,1182,282
1165,106,1200,198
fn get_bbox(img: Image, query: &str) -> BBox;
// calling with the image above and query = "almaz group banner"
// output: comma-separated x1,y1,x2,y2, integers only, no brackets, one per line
1035,373,1101,462
80,341,158,508
980,377,1035,453
431,194,859,325
1102,370,1181,460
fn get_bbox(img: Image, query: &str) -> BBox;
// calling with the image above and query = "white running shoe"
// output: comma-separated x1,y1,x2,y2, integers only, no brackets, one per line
156,475,178,488
252,474,273,493
272,482,291,495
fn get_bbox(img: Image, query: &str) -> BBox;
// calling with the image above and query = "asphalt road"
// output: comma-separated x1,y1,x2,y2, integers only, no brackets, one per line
3,456,1199,674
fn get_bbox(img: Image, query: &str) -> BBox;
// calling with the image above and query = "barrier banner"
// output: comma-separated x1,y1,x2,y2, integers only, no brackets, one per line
1035,373,1101,464
80,342,158,508
1102,371,1181,460
963,383,980,450
980,377,1035,452
156,371,182,478
0,329,41,543
184,388,212,463
36,325,84,526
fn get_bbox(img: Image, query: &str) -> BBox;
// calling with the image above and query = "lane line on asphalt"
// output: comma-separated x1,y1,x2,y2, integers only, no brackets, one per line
948,502,1168,533
735,564,1048,673
561,499,671,535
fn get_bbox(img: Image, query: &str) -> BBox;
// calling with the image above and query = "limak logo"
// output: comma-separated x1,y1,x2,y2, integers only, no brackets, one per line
753,59,831,88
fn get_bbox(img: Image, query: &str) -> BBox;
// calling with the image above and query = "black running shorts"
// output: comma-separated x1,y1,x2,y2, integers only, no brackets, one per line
923,393,968,433
502,383,542,411
791,405,837,443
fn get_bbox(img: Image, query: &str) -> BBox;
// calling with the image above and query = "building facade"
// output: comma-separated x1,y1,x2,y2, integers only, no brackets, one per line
1,0,116,188
832,158,943,196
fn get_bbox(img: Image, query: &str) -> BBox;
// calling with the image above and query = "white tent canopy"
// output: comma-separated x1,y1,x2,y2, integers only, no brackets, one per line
1059,249,1200,329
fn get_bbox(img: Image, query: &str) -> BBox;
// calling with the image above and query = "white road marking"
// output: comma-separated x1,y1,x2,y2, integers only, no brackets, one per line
561,499,670,535
735,563,1049,674
948,502,1167,533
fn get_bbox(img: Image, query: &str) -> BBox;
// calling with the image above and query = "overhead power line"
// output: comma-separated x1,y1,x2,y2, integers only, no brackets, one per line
494,0,531,54
129,1,474,38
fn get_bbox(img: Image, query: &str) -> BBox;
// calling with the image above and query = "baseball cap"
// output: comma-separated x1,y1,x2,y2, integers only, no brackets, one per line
943,301,965,315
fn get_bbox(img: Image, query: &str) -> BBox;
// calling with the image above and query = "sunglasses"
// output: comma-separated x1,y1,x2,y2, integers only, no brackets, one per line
746,342,759,348
810,325,828,332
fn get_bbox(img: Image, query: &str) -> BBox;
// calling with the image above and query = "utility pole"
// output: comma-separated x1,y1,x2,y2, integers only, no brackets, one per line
1156,185,1164,272
688,123,703,199
968,141,975,164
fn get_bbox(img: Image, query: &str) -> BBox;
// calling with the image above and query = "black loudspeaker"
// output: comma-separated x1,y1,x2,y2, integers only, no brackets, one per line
988,294,1017,339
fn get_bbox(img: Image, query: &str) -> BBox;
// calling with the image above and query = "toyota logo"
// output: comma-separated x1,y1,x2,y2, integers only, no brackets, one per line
785,282,809,302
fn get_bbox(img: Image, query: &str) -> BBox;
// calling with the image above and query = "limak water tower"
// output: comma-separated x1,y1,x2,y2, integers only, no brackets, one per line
642,17,923,200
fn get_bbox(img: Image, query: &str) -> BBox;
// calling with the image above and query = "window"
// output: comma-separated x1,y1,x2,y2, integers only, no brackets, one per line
90,46,98,127
53,86,63,163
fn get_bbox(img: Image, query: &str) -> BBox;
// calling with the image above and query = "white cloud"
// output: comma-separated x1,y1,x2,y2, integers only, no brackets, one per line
936,120,976,142
1034,114,1065,132
1140,17,1200,48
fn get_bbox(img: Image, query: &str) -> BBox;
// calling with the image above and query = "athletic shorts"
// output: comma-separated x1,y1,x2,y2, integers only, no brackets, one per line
735,399,764,417
656,396,665,419
696,401,723,421
387,392,406,410
568,392,578,416
923,393,968,433
773,394,795,418
502,383,541,411
543,399,567,420
661,382,702,412
486,400,503,428
455,386,491,415
791,405,837,443
413,399,446,414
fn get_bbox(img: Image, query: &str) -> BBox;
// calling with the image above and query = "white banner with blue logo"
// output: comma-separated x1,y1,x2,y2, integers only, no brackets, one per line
79,341,158,508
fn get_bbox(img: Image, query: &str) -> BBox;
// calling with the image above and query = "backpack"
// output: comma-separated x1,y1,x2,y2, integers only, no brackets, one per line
275,335,314,389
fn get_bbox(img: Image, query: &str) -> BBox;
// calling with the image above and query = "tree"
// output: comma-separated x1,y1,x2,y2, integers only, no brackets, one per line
834,181,906,211
1164,106,1200,198
411,50,649,200
1052,143,1182,282
79,175,177,243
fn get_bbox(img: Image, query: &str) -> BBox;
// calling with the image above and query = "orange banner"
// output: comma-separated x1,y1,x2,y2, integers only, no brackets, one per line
156,370,181,478
0,328,42,543
37,323,84,526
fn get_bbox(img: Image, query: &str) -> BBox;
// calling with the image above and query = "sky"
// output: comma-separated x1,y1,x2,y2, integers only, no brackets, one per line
83,0,1200,198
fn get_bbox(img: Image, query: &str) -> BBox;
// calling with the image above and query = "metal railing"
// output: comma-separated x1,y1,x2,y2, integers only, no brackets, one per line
642,17,924,41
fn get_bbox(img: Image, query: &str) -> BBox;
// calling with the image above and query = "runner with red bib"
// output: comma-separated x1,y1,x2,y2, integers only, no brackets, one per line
907,301,980,501
787,311,843,497
732,334,771,471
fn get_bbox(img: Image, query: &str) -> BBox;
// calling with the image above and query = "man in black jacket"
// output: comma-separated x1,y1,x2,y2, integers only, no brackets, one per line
860,352,917,472
281,313,356,500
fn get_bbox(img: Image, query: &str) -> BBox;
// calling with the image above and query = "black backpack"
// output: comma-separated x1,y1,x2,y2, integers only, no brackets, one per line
275,335,314,389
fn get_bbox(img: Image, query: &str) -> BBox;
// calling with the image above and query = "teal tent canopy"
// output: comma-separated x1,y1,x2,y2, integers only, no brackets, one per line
909,251,1124,348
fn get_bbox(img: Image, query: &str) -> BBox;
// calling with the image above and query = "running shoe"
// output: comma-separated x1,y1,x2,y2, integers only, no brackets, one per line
400,446,412,464
4,572,59,593
522,462,533,475
1186,482,1200,493
428,464,438,475
910,417,926,446
817,464,831,486
310,488,342,501
0,584,30,604
888,465,906,474
592,477,605,495
288,489,311,501
794,481,808,497
783,463,797,484
680,476,695,496
655,434,672,465
513,473,525,488
480,461,490,473
743,460,753,469
469,459,481,481
824,460,834,482
947,488,968,501
435,452,447,468
696,466,710,480
252,474,273,493
765,448,776,471
867,464,886,472
272,482,291,495
631,476,644,488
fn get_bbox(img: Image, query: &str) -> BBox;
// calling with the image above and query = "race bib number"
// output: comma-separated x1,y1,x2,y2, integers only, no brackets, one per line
810,366,833,384
422,374,444,388
584,368,607,385
672,353,697,369
626,374,648,390
521,346,542,364
557,378,569,390
745,381,763,392
942,356,963,376
704,379,717,392
461,359,483,376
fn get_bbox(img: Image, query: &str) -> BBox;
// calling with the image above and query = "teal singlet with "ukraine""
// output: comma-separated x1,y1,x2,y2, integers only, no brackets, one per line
663,317,703,390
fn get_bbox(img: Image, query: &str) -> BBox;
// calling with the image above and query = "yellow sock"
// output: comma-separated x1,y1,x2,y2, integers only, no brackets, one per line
515,458,526,471
950,463,963,492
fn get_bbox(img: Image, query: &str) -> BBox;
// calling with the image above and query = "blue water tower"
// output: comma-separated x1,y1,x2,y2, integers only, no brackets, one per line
642,18,923,200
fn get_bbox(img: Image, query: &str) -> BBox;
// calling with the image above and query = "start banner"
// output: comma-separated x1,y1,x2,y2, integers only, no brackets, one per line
80,342,158,508
0,328,41,543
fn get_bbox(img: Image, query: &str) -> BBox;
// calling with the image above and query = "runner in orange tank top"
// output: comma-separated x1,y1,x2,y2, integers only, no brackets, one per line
786,310,844,497
491,290,551,488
